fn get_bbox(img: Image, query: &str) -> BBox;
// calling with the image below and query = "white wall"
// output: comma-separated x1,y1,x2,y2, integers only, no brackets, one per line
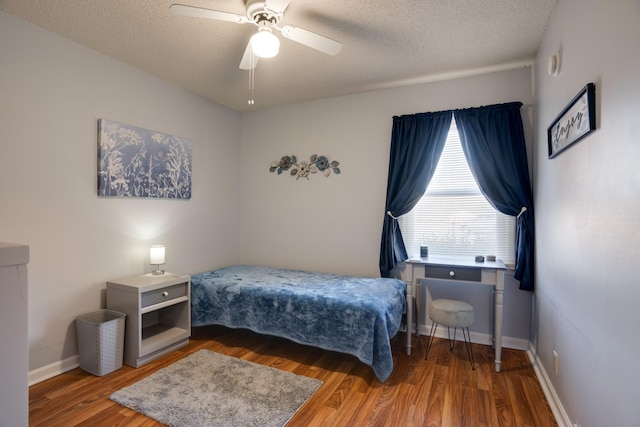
533,1,640,426
0,11,242,371
239,67,535,342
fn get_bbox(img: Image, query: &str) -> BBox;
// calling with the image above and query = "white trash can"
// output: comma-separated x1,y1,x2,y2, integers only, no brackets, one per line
76,309,126,376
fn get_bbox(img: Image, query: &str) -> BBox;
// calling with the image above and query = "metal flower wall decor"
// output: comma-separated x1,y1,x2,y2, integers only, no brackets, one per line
269,154,341,180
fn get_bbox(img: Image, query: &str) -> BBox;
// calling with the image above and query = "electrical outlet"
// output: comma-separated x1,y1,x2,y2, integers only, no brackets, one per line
553,350,559,377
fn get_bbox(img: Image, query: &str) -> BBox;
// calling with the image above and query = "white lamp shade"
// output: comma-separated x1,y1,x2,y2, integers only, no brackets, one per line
251,29,280,58
149,245,165,265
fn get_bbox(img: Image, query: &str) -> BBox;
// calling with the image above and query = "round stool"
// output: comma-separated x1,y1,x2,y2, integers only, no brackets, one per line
424,299,475,370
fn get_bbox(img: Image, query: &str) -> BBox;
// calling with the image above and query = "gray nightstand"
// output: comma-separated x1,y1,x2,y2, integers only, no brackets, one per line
106,273,191,367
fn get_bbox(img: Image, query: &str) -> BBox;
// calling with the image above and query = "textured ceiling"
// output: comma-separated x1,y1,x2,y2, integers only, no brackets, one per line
0,0,557,112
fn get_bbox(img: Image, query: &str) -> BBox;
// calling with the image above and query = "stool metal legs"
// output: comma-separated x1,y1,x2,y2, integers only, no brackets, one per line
424,323,476,370
424,321,438,361
460,327,476,370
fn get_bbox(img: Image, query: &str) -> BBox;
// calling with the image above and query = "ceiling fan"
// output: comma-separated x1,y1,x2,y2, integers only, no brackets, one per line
169,0,343,70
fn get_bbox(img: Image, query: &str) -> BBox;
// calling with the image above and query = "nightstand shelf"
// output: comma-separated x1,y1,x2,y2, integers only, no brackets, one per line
107,273,191,368
141,325,189,355
141,296,188,314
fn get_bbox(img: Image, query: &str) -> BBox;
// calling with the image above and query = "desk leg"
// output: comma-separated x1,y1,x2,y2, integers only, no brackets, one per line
405,284,413,355
494,272,505,372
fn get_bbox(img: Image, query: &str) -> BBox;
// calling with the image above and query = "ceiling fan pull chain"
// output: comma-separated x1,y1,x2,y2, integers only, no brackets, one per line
248,54,256,105
171,0,342,105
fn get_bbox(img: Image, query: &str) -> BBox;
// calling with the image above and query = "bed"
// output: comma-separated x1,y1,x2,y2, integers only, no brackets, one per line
190,265,407,381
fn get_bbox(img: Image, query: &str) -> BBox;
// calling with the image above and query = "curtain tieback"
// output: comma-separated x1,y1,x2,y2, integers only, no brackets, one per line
517,206,527,218
386,210,399,220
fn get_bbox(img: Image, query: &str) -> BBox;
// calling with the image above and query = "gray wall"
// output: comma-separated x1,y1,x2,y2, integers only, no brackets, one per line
2,7,536,386
238,68,536,346
0,11,242,372
7,2,638,424
238,68,535,277
533,1,640,426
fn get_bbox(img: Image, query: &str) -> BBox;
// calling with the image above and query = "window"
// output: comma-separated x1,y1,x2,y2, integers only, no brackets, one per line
398,116,516,265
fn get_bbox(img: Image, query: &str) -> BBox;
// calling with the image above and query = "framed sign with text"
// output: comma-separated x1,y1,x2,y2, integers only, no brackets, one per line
547,83,596,158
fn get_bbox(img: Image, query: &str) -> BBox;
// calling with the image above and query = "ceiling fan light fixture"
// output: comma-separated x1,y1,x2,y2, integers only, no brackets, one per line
251,28,280,58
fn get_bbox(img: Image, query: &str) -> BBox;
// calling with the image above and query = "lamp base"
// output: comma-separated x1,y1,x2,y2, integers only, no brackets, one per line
151,269,165,275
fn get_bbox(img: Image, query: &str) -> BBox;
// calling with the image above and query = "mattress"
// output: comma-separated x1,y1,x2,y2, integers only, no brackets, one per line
190,265,406,381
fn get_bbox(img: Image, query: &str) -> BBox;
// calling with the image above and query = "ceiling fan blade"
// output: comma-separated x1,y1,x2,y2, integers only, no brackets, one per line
239,40,259,70
279,25,342,56
169,4,249,24
265,0,291,15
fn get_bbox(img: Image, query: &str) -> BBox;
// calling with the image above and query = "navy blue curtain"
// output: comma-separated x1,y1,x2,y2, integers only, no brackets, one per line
379,111,452,277
454,102,535,291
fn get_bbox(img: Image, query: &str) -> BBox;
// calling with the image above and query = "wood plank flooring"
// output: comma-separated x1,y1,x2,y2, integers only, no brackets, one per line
29,326,557,426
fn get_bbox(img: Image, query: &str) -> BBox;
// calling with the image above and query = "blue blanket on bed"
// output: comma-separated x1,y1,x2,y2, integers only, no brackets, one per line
190,265,406,381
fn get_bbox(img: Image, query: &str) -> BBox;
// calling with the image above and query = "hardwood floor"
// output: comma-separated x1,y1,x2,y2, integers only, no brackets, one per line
29,326,557,426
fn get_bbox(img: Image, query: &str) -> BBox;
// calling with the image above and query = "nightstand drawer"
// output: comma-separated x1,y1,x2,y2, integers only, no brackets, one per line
424,265,482,282
141,283,187,308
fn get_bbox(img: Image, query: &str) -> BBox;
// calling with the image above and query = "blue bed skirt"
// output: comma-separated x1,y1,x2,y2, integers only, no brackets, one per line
190,265,406,381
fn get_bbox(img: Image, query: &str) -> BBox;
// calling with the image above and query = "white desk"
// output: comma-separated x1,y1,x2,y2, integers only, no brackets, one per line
397,256,506,372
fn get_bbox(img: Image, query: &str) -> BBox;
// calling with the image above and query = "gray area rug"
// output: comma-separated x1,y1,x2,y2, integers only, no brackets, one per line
110,349,322,426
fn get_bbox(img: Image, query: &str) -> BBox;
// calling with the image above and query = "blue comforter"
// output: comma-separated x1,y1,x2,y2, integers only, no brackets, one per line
190,265,406,381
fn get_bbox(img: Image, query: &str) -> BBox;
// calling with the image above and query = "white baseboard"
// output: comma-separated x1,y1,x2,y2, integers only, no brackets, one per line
29,355,79,386
411,326,570,427
30,337,570,427
416,324,530,351
526,342,572,427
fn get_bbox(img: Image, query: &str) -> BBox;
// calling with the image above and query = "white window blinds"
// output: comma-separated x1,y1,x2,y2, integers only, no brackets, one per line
398,115,516,266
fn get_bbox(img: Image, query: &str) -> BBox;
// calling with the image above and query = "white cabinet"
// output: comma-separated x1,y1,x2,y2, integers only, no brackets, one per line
107,273,190,367
0,242,29,427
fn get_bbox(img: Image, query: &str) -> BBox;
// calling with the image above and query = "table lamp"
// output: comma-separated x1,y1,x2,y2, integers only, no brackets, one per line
150,245,165,275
